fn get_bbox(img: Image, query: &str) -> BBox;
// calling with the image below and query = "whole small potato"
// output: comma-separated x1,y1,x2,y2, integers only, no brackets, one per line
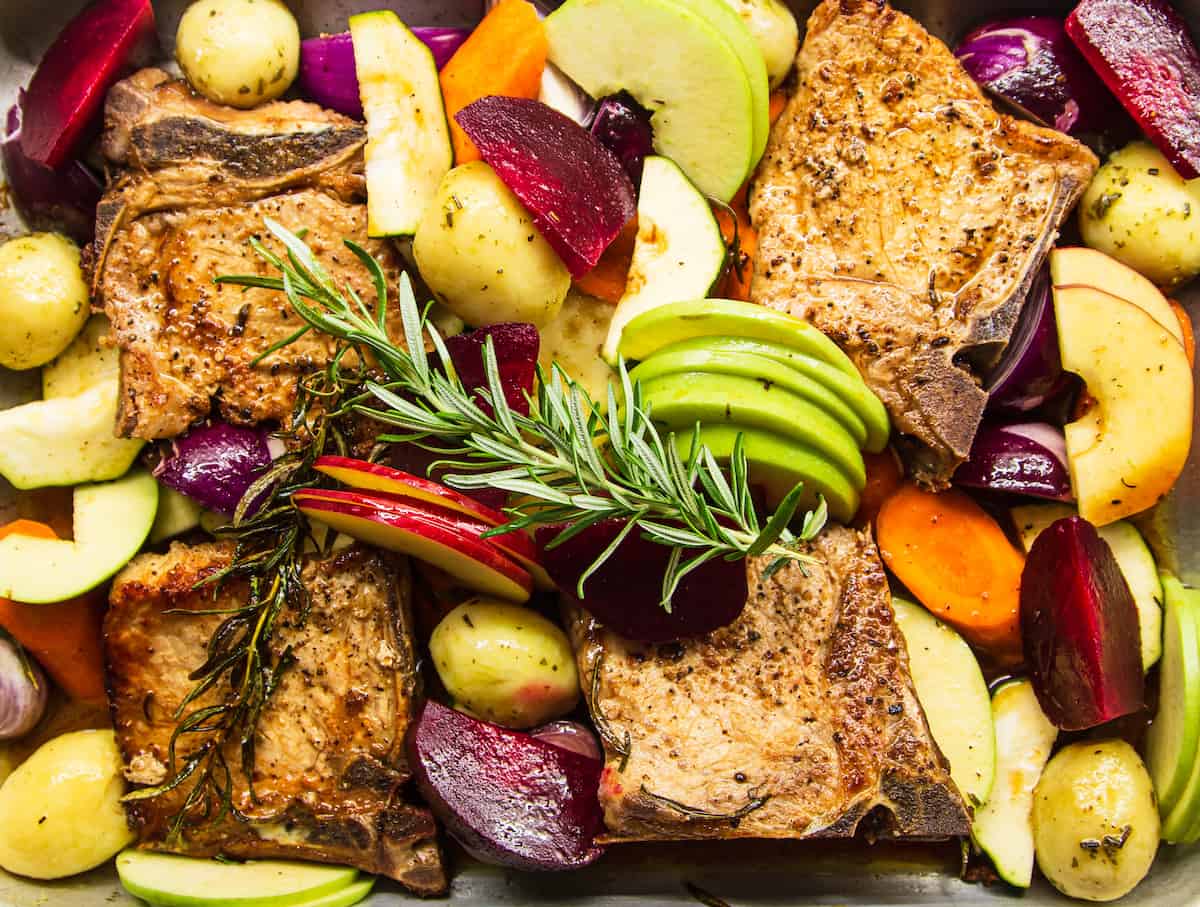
0,729,133,879
1032,739,1159,902
720,0,799,88
1080,141,1200,288
430,597,580,728
414,162,570,329
0,233,89,370
176,0,300,108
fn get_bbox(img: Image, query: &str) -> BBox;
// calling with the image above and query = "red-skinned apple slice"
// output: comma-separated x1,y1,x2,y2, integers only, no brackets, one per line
301,479,553,588
295,493,532,602
315,456,506,526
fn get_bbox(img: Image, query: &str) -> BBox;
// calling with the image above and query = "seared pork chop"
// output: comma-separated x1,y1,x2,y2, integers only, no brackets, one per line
750,0,1097,486
105,542,445,895
93,69,406,439
568,526,969,842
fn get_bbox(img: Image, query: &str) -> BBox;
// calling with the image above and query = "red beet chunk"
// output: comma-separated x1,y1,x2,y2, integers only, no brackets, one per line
455,96,636,278
1020,516,1144,730
1067,0,1200,178
443,322,539,417
20,0,158,168
536,519,748,643
407,700,605,871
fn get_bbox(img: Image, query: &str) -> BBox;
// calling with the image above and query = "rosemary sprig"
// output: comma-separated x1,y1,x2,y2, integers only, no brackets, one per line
217,219,826,606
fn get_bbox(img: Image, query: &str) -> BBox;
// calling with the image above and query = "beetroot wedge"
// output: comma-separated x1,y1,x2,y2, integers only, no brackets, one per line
443,322,540,416
408,700,605,871
1020,516,1144,730
1067,0,1200,178
455,96,636,277
20,0,158,168
536,519,748,642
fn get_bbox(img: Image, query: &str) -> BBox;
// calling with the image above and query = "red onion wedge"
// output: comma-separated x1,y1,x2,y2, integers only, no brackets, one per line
956,16,1120,135
530,719,602,761
589,92,654,188
955,422,1074,501
986,267,1074,415
298,28,471,119
0,634,48,741
152,422,276,516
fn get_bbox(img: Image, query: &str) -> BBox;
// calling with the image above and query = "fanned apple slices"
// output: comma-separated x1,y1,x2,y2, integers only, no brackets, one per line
297,458,551,601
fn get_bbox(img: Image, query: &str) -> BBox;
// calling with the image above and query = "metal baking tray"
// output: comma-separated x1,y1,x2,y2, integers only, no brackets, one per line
0,1,1197,904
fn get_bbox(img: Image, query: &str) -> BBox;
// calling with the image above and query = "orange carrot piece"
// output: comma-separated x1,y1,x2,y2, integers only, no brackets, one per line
440,0,547,164
714,199,757,302
854,448,904,528
574,217,637,304
875,484,1025,657
1170,299,1195,367
0,520,107,704
769,90,788,126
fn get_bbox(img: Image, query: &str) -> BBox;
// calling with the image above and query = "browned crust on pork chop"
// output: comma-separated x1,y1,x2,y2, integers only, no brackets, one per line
750,0,1097,486
568,526,969,843
93,69,405,440
105,542,445,895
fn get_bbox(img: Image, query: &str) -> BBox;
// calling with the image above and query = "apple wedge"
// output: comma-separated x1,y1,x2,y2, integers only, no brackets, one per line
294,492,532,602
1149,574,1200,828
1053,284,1193,525
314,456,506,526
1050,246,1184,344
0,470,158,603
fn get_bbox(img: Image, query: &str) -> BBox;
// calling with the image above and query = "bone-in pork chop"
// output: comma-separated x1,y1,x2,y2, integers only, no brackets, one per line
568,526,969,842
93,69,406,439
105,542,445,895
750,0,1097,486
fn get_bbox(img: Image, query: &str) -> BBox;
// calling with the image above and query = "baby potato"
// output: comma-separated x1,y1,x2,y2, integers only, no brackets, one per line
1032,740,1159,902
176,0,300,108
0,729,133,880
538,289,617,404
430,597,580,729
0,233,89,370
1079,141,1200,288
720,0,799,88
414,162,570,329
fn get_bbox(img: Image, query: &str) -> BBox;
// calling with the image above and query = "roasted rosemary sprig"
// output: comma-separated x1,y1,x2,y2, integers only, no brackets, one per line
218,218,827,606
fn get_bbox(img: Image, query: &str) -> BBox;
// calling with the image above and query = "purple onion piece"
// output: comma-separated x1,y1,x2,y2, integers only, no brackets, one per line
530,720,602,761
0,635,48,741
955,16,1121,134
589,91,654,188
1,98,101,244
539,63,594,126
955,422,1074,501
987,267,1075,415
298,28,471,119
152,422,274,516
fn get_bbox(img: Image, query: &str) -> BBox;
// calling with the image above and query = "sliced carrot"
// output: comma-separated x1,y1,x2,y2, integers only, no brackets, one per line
769,90,788,126
439,0,547,164
574,216,637,304
1170,299,1195,367
714,198,757,302
854,448,903,528
0,520,107,704
875,484,1024,657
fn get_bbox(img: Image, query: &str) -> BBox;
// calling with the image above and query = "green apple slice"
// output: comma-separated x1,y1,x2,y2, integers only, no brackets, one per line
892,597,995,810
293,879,375,907
546,0,755,201
637,371,866,487
971,678,1058,888
351,10,452,236
1147,574,1200,822
673,424,860,523
0,469,157,603
681,0,770,166
602,156,727,364
648,335,889,452
0,378,145,489
1010,503,1163,669
116,850,360,907
618,298,860,377
149,486,204,545
631,346,869,448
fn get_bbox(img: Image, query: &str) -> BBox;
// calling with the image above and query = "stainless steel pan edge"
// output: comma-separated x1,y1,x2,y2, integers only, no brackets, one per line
0,1,1196,904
